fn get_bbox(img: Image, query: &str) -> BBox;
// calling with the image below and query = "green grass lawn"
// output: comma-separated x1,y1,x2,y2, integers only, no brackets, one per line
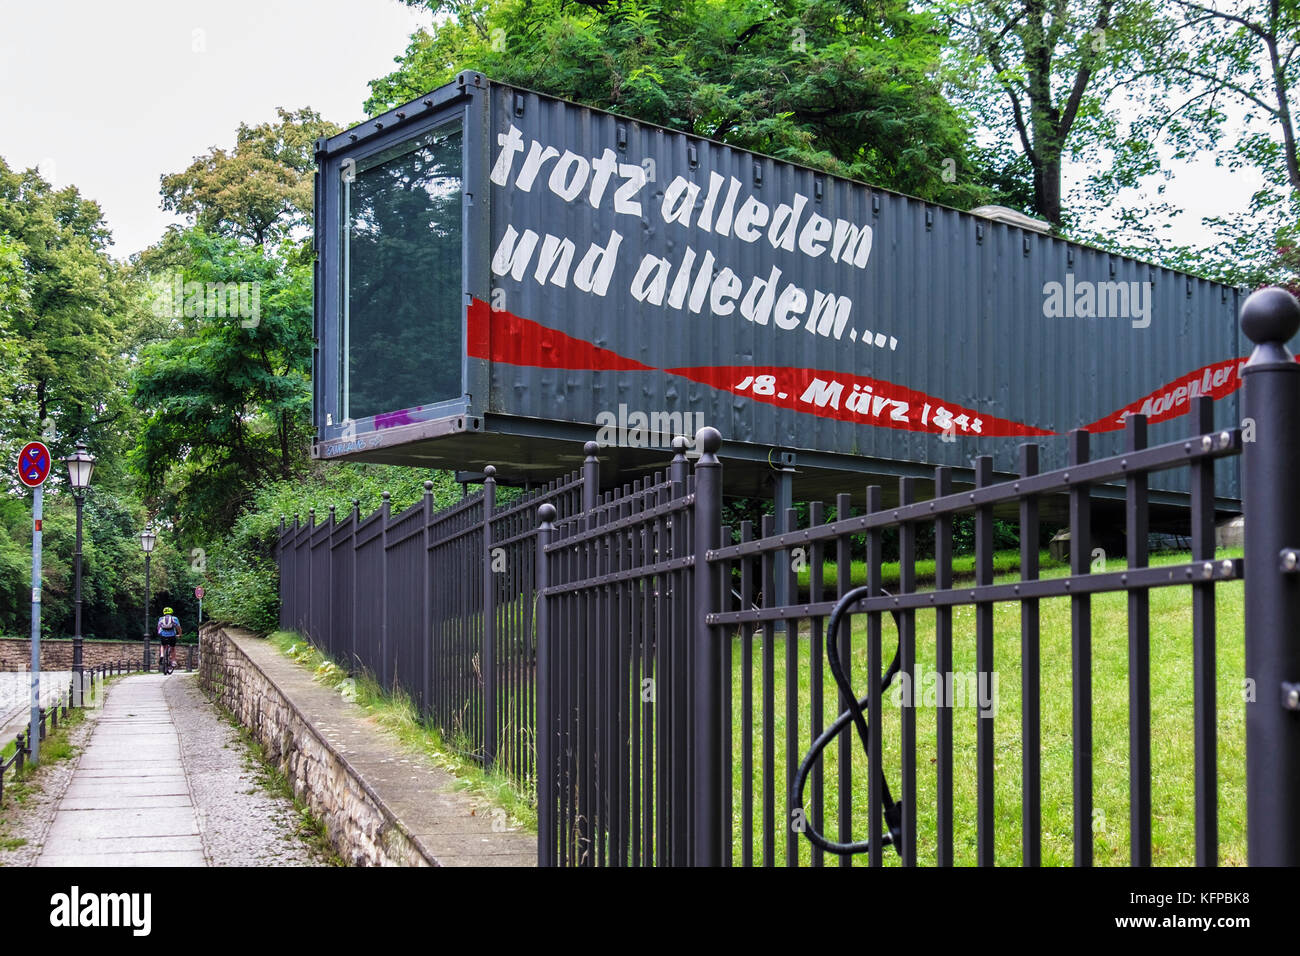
730,548,1245,867
793,548,1067,596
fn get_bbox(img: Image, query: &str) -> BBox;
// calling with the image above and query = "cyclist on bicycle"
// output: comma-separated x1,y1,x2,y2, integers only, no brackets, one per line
157,607,181,672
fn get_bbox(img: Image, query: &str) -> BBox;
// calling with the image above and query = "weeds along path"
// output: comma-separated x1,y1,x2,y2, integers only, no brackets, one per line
164,672,336,866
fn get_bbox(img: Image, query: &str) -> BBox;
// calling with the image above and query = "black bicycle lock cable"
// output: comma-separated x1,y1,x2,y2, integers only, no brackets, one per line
792,584,905,857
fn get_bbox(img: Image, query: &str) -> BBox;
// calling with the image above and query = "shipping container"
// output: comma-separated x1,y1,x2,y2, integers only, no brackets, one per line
313,71,1266,519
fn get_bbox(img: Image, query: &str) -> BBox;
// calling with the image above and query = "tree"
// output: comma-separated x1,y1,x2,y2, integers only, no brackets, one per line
1158,0,1299,196
0,231,23,305
1156,0,1298,288
0,158,138,491
139,107,340,536
1072,0,1300,285
0,233,35,448
160,107,340,247
367,0,996,208
943,0,1168,227
131,231,313,536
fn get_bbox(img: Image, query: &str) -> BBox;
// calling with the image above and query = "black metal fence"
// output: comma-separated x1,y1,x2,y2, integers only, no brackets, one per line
278,467,588,789
281,288,1300,866
536,452,704,866
697,406,1235,867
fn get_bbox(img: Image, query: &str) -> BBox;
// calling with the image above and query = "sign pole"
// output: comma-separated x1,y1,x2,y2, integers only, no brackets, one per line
29,483,41,765
194,585,205,672
18,440,51,765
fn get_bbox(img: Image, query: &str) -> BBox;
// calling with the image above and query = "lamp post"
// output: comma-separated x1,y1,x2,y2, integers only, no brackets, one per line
141,526,156,671
62,441,95,692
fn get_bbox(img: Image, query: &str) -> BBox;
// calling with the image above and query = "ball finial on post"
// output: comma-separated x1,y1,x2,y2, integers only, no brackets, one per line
695,426,722,460
1242,286,1300,365
538,502,558,524
423,479,434,493
669,435,690,484
584,441,600,459
1241,286,1300,344
485,464,497,479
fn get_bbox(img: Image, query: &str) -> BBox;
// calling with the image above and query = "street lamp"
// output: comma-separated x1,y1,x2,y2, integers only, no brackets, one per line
61,441,95,689
141,526,156,671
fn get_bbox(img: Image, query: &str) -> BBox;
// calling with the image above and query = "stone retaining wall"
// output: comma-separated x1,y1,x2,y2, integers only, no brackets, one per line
198,622,436,866
0,637,195,671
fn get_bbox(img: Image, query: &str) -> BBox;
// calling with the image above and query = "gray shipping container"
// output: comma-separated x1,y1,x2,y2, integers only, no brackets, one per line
313,72,1262,515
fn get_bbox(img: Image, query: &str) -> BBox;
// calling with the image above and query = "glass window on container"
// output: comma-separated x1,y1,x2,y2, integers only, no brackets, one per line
341,120,463,422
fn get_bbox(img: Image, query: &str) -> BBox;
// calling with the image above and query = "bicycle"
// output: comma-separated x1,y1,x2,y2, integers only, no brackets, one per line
156,608,182,676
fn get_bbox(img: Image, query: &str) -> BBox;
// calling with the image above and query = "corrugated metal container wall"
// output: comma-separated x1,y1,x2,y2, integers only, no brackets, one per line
477,83,1245,498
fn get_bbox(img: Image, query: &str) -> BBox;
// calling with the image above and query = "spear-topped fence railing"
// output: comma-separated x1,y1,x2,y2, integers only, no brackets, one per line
279,287,1300,866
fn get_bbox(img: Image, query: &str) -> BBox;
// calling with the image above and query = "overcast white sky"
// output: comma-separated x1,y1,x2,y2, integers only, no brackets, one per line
0,0,1266,261
0,0,428,258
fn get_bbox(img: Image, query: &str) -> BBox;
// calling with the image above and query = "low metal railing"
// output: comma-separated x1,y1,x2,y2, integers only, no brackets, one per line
0,661,148,806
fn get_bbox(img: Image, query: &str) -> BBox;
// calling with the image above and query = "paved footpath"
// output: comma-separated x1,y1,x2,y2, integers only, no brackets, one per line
36,674,205,866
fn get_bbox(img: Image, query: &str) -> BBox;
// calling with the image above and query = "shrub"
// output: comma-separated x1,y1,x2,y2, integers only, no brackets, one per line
205,464,465,632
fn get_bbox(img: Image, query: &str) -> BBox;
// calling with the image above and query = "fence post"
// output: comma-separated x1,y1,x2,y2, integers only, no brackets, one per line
583,441,600,513
422,481,433,721
351,499,360,672
772,452,795,630
279,516,287,631
328,505,337,656
307,509,315,642
535,502,557,867
692,426,724,866
380,491,391,689
1240,286,1300,866
292,513,301,634
482,466,498,766
670,437,689,486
